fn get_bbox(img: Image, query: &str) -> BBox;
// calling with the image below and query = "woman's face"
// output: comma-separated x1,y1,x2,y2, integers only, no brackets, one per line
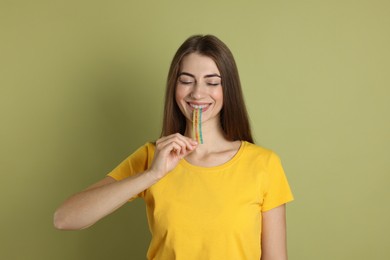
175,53,223,126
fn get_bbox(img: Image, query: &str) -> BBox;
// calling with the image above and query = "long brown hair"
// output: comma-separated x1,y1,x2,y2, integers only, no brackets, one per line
161,35,254,143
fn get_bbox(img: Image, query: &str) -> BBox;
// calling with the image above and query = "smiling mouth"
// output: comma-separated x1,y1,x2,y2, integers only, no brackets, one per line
189,103,209,109
187,101,210,109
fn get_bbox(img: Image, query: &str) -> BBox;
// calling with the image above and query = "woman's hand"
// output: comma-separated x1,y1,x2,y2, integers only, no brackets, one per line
149,133,198,180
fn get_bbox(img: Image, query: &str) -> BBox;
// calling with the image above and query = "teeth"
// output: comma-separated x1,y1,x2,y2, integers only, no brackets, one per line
190,104,208,109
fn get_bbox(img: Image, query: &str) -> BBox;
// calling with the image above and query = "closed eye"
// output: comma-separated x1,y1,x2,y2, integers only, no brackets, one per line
178,79,194,85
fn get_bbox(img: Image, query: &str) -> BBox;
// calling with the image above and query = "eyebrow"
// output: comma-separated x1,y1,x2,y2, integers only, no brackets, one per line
178,72,221,79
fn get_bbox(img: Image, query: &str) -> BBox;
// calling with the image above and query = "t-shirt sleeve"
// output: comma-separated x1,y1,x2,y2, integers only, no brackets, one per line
261,152,294,212
107,143,154,200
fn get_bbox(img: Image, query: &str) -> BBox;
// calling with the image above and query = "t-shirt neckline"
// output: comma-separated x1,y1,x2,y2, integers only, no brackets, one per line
179,141,247,172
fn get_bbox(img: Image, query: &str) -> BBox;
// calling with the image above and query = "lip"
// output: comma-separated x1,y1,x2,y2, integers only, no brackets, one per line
187,102,211,112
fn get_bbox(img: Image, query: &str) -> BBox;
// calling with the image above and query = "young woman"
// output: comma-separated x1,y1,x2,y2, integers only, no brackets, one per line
54,35,294,260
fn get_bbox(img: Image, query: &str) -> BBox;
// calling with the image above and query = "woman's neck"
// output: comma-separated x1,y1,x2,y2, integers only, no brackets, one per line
184,117,233,152
183,118,242,167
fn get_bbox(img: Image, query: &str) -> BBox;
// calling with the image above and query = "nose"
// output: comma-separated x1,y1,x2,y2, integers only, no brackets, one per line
190,84,204,99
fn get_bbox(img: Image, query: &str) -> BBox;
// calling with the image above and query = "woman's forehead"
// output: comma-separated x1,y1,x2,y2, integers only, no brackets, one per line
180,53,220,76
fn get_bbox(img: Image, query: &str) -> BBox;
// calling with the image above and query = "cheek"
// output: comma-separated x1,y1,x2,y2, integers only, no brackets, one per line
212,87,224,104
175,87,183,103
175,86,188,110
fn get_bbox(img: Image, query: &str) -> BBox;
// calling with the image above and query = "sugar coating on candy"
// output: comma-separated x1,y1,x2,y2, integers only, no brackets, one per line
192,108,203,144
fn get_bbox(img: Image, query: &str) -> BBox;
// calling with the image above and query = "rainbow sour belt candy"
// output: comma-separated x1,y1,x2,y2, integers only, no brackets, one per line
192,108,203,144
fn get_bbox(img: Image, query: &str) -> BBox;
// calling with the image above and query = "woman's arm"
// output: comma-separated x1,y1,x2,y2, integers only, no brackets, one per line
261,204,288,260
53,172,158,230
53,134,198,231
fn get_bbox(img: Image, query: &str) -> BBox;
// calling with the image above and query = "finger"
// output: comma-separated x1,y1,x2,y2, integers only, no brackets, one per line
170,134,198,152
159,140,183,156
170,142,182,156
155,133,184,146
157,134,192,154
157,138,183,153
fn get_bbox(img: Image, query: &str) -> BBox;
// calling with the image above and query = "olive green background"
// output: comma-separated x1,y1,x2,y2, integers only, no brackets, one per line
1,0,389,259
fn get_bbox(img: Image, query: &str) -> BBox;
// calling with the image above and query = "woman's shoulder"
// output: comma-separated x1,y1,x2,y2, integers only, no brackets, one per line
144,141,156,150
241,141,284,168
242,141,274,156
125,142,156,161
241,141,283,162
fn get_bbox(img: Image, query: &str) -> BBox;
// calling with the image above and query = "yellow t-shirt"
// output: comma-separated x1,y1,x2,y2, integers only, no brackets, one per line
108,141,293,260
